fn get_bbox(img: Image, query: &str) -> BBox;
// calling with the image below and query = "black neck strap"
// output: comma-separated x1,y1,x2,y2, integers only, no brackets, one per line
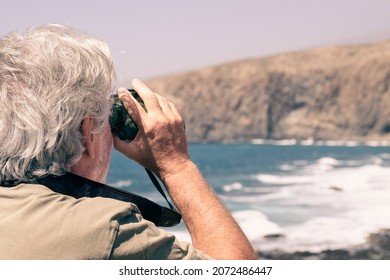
145,168,175,210
36,171,181,227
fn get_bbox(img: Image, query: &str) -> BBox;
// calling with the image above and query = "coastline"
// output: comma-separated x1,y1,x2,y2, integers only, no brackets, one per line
189,137,390,147
257,228,390,260
231,137,390,147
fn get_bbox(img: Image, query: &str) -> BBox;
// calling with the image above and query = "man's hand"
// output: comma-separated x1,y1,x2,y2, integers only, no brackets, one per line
113,79,256,260
113,79,190,179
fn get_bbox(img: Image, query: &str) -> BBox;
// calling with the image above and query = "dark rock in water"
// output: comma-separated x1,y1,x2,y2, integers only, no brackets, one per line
263,233,285,240
259,229,390,260
328,186,343,192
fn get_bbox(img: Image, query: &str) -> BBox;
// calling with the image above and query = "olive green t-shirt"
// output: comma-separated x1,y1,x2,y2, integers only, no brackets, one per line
0,183,211,260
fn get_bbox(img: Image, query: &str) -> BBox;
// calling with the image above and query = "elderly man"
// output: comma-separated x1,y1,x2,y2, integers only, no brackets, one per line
0,24,256,259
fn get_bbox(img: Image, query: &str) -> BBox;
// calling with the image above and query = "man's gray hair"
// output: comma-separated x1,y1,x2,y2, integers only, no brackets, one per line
0,24,116,183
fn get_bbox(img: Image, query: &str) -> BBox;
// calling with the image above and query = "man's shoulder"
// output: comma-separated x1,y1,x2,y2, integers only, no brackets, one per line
0,182,144,259
19,182,141,220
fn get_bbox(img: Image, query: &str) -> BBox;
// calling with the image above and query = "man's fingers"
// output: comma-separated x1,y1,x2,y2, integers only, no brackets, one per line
131,79,162,112
156,94,171,112
112,134,141,161
117,87,146,128
132,79,176,118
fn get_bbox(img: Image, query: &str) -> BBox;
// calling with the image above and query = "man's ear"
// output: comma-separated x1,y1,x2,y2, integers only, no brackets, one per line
80,117,96,159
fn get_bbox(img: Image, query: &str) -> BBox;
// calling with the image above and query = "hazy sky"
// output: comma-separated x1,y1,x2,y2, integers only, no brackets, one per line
2,0,389,85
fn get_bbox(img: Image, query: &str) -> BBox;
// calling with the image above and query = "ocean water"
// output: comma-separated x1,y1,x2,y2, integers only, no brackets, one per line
107,140,390,253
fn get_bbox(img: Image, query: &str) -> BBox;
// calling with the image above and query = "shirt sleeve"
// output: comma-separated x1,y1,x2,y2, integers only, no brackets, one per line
109,210,213,260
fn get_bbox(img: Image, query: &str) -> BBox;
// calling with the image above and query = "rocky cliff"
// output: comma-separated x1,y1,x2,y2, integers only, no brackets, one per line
146,41,390,143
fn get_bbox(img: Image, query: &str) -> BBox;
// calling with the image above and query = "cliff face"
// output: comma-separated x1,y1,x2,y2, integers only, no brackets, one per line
146,41,390,142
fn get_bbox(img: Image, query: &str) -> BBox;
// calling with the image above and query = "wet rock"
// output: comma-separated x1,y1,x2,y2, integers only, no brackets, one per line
263,233,285,240
329,186,343,192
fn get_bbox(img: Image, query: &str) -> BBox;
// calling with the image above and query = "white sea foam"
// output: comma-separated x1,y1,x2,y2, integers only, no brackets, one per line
279,164,296,171
232,210,283,241
366,140,390,146
302,157,339,174
223,182,243,192
168,210,283,245
222,158,390,252
169,162,390,253
110,179,132,188
256,202,390,253
250,138,390,147
251,139,267,145
251,139,298,146
255,174,315,185
317,157,340,166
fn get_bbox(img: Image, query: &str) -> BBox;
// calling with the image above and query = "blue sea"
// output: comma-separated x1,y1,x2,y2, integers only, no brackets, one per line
107,140,390,253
